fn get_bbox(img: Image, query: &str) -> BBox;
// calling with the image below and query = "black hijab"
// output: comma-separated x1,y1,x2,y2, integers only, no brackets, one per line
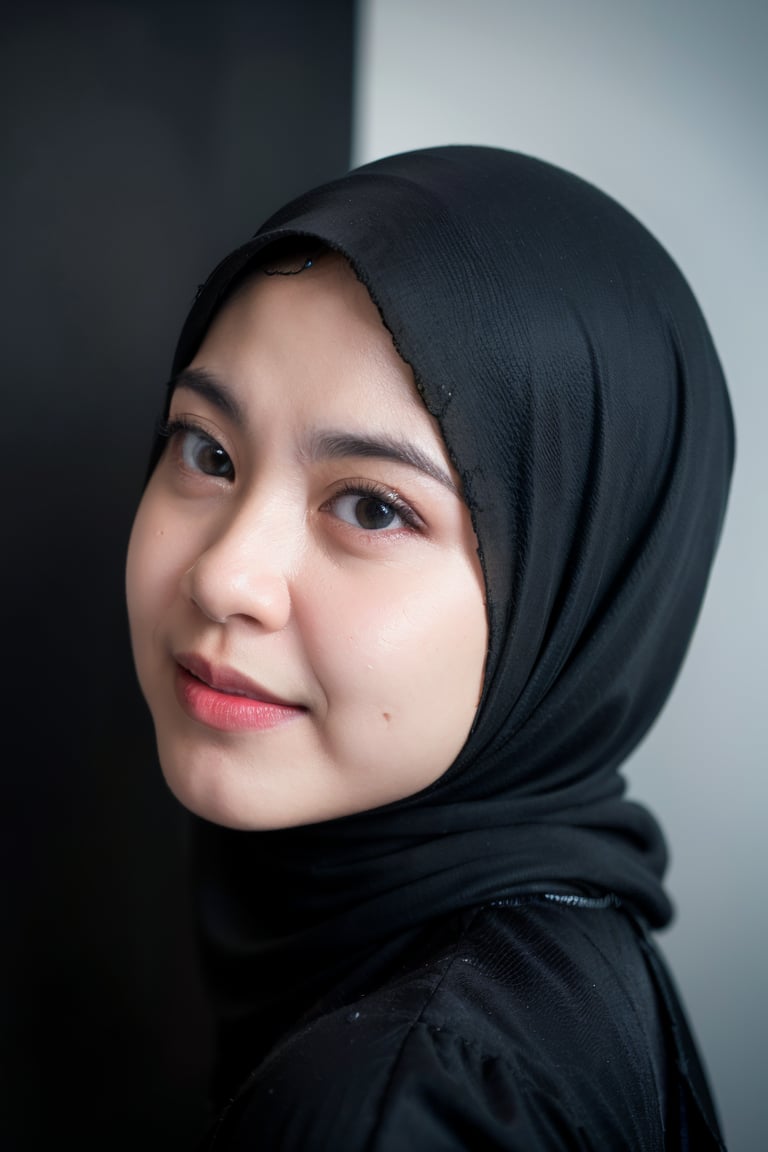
153,145,734,1094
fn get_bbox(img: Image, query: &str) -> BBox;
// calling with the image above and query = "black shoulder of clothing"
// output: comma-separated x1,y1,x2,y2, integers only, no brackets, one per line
198,902,725,1151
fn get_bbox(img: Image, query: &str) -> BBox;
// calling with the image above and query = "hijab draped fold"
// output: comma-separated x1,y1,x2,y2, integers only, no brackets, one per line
157,146,734,1088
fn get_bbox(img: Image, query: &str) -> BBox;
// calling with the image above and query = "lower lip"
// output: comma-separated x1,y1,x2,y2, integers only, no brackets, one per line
175,666,305,732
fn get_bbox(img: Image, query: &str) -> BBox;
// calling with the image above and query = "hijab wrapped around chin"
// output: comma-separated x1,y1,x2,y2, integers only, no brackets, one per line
157,145,734,1090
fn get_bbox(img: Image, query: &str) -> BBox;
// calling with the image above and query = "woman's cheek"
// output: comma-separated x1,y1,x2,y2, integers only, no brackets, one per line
127,497,185,648
310,567,486,717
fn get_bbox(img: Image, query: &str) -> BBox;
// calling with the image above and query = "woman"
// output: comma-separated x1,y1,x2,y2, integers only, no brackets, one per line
126,145,733,1149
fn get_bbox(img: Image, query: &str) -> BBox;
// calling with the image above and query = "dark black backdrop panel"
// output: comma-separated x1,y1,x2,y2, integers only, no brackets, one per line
0,2,355,1147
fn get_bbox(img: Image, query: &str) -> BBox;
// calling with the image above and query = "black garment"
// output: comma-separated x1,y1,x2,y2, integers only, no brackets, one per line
199,901,720,1150
149,146,734,1147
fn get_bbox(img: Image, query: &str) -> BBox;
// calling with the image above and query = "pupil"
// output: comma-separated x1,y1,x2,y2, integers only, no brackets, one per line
357,497,395,530
203,445,230,476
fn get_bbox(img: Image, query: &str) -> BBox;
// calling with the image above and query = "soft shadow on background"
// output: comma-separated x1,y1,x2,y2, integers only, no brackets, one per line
354,2,767,1150
1,2,354,1147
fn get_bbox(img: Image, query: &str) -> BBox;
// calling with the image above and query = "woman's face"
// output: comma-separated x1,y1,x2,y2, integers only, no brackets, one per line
126,254,488,829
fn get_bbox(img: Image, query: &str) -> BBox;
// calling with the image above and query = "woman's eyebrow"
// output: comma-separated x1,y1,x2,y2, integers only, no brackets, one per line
168,370,458,492
308,431,458,493
168,367,244,425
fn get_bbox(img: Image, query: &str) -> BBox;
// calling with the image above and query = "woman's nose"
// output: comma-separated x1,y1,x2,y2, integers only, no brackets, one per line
182,502,296,631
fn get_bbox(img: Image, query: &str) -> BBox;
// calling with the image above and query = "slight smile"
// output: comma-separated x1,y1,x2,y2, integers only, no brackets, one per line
174,653,307,732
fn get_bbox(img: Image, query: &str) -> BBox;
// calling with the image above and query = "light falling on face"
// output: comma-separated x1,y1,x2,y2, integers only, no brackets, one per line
125,253,488,829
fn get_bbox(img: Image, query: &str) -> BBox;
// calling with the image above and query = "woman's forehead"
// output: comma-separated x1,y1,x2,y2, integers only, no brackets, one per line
181,254,454,466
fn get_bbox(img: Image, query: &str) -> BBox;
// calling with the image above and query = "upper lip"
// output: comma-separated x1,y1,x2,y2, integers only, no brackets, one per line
176,652,300,707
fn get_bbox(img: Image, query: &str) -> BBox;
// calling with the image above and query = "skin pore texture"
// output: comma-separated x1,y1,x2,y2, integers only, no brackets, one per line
125,253,488,830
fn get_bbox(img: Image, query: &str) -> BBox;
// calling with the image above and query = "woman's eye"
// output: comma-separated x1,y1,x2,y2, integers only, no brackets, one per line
178,427,234,479
329,490,416,532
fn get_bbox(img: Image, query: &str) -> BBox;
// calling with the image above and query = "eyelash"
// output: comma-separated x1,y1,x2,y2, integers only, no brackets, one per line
157,416,234,479
326,480,422,533
156,417,422,533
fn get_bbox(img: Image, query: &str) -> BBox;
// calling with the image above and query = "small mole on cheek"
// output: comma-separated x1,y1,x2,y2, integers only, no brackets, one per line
382,712,391,723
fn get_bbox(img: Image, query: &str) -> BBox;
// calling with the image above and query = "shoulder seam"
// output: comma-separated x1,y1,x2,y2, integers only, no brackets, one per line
363,907,483,1152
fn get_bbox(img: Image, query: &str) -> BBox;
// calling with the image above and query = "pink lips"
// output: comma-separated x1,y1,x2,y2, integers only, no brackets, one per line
174,653,305,732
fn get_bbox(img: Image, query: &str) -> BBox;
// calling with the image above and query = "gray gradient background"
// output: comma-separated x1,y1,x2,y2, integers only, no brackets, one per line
354,2,767,1149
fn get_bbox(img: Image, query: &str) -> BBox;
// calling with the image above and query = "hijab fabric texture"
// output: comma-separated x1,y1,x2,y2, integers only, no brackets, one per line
156,146,734,1098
